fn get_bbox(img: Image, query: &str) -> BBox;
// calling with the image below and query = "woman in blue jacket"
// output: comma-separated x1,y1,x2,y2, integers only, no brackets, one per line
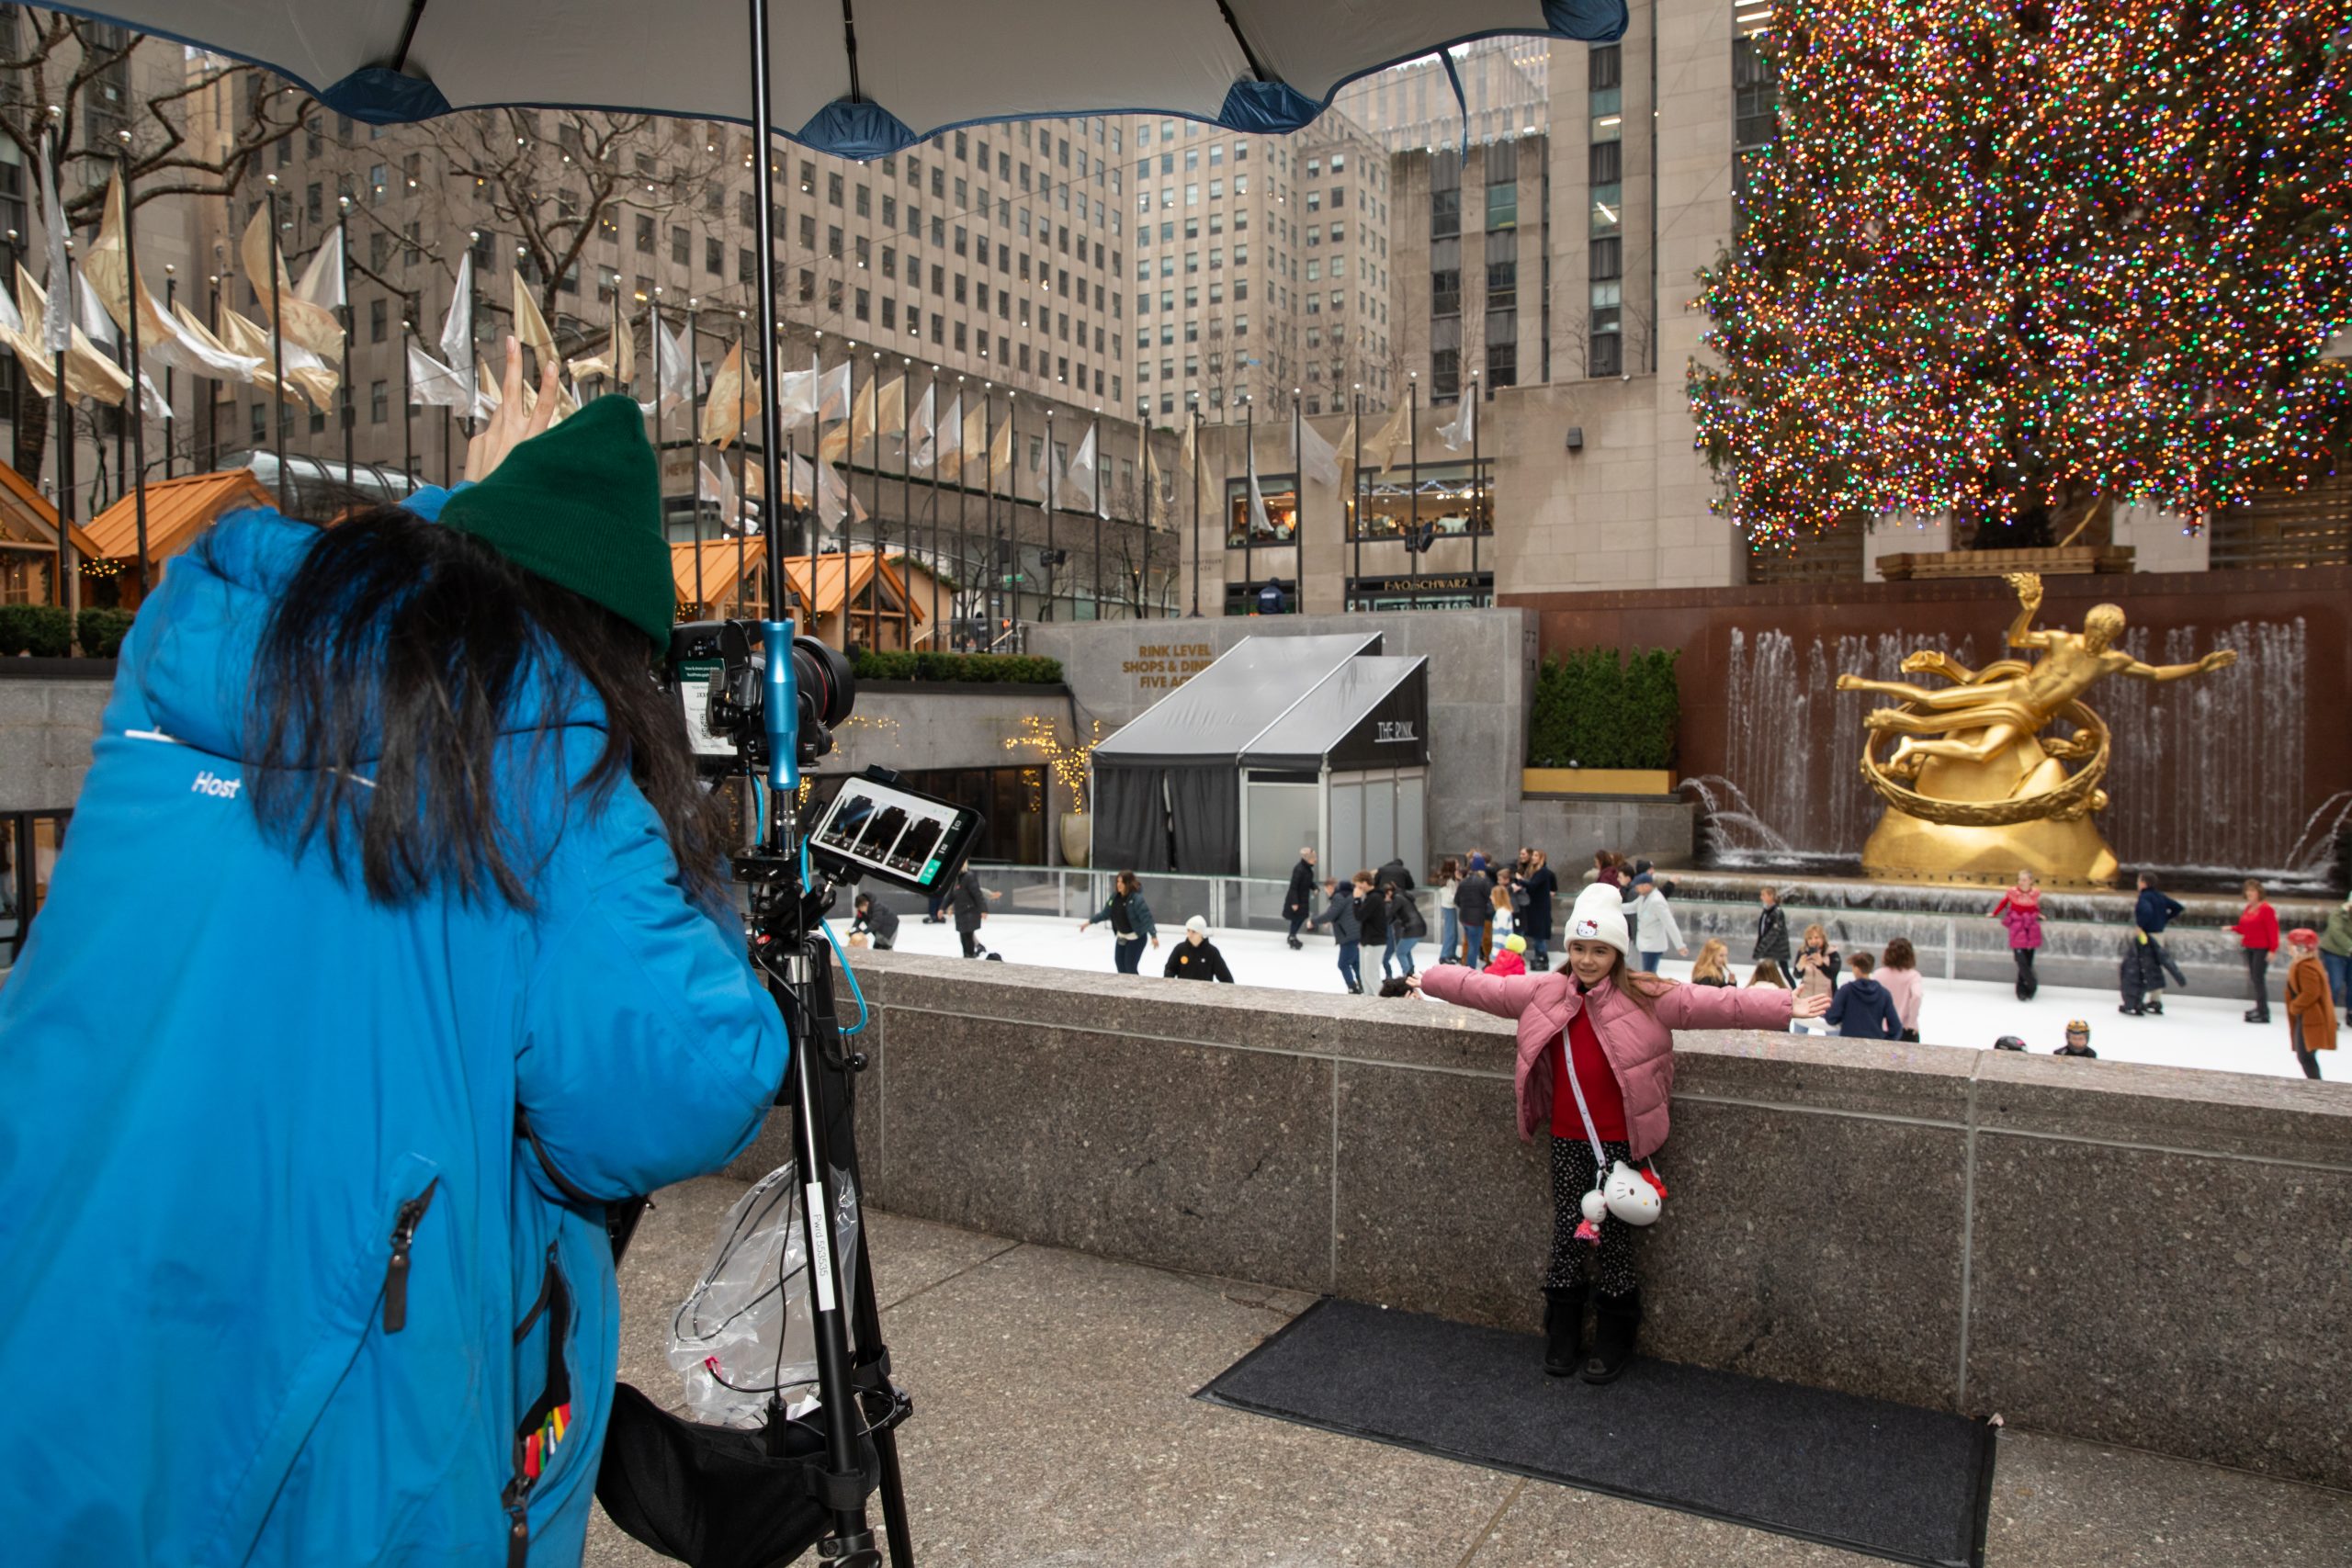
0,344,788,1568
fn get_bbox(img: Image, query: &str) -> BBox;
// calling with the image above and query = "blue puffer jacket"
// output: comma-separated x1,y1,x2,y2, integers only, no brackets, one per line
0,497,789,1568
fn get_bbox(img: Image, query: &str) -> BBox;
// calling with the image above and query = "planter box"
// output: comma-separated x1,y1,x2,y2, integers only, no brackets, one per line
1523,767,1678,796
1877,546,2135,581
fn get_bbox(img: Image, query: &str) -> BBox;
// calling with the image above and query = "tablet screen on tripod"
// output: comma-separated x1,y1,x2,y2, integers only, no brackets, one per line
808,773,985,894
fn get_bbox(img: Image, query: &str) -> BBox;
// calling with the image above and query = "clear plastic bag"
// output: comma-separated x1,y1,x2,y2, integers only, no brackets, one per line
666,1162,861,1428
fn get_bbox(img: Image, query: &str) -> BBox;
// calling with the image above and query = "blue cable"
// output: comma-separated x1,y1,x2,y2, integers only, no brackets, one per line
800,831,870,1037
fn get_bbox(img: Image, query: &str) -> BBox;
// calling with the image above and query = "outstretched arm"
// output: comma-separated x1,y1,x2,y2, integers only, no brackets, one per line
1419,963,1554,1021
2003,573,2049,650
2120,649,2236,683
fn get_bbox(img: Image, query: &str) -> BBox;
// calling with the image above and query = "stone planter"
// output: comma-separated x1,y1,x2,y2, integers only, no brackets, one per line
1058,811,1091,868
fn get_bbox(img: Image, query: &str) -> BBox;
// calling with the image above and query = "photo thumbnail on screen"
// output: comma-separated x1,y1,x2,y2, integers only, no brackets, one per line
808,771,985,894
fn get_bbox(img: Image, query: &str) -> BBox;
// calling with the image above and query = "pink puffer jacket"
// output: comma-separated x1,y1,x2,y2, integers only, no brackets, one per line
1419,964,1794,1158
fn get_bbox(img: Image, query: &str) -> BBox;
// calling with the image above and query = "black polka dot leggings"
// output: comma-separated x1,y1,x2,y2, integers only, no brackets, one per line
1546,1134,1641,1299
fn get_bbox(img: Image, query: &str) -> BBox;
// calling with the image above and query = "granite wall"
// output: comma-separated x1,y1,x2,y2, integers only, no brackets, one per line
0,668,112,810
735,951,2352,1490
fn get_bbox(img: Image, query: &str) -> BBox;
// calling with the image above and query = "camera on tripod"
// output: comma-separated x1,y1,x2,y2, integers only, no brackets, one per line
667,619,856,779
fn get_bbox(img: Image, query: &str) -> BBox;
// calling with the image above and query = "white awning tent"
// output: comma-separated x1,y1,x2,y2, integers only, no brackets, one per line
1090,634,1429,879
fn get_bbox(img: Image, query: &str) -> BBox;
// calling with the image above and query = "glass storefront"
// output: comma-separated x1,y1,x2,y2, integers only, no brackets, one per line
1343,570,1494,612
1225,473,1299,547
1349,460,1494,542
888,765,1047,864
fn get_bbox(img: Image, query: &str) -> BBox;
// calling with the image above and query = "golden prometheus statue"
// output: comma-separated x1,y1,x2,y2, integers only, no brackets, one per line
1834,571,2237,886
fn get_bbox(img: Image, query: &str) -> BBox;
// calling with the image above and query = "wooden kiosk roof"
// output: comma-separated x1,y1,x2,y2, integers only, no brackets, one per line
84,470,277,565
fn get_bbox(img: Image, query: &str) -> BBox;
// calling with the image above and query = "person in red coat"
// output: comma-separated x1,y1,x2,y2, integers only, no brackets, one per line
1485,933,1530,976
1414,884,1829,1385
2232,878,2281,1024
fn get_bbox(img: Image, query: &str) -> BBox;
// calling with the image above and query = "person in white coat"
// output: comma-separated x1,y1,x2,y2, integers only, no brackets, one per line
1630,872,1687,974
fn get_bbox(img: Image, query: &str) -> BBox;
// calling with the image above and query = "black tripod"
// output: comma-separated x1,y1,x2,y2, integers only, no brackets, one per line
738,837,915,1568
605,804,916,1568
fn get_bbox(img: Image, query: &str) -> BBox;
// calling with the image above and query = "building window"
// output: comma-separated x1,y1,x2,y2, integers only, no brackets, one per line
1734,33,1781,209
828,171,843,205
707,237,723,275
369,379,389,423
1487,310,1517,388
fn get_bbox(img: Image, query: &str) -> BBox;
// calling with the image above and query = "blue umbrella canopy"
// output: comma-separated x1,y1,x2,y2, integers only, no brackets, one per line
68,0,1624,155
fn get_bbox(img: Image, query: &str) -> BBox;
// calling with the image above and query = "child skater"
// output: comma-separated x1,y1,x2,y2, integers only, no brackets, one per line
1413,884,1828,1382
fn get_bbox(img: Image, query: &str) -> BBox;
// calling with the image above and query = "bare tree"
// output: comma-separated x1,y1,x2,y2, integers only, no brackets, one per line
416,109,729,340
1,17,309,474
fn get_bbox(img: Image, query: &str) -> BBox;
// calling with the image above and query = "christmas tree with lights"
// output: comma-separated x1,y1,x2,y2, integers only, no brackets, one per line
1690,0,2352,552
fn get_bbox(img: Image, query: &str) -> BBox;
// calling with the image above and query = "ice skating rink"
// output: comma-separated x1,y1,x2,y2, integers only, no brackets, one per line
871,912,2325,1080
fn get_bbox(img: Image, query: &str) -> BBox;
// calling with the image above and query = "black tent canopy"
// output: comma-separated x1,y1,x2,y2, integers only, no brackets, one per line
1090,635,1430,878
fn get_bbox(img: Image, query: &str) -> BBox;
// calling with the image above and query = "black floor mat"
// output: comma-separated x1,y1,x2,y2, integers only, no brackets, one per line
1197,1298,1995,1568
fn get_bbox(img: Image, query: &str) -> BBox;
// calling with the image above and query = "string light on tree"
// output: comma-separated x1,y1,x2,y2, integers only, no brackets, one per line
1001,714,1104,814
1687,0,2352,553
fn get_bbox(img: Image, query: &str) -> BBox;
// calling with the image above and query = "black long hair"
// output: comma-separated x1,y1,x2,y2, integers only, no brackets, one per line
233,506,726,912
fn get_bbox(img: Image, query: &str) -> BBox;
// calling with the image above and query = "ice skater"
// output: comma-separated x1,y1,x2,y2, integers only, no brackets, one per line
1486,932,1530,976
1792,924,1840,1032
1877,938,1926,1042
1163,916,1238,984
951,866,999,957
1752,886,1792,973
1456,854,1496,964
1629,872,1687,974
1307,873,1367,994
2120,871,2187,1016
2052,1020,2098,1058
1078,870,1159,974
2284,929,2335,1079
1522,850,1558,970
1825,953,1903,1041
1413,884,1828,1383
1282,847,1317,951
1382,880,1427,977
1992,870,2043,1000
2232,878,2279,1024
2322,896,2352,1009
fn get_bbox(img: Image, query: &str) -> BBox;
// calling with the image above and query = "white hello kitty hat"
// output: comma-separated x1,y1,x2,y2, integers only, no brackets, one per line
1564,883,1631,956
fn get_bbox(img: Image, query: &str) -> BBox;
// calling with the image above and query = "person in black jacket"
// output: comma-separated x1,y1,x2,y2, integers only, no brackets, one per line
1454,854,1495,964
1824,953,1903,1040
1384,882,1428,976
951,867,997,957
848,892,899,950
1164,916,1238,982
1376,857,1416,894
2120,870,2188,1015
1753,886,1792,970
1308,873,1367,993
1521,850,1558,970
1360,867,1391,970
1283,847,1318,951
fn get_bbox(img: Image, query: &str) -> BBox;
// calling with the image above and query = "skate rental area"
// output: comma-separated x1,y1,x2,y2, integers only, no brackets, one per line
2,2,2350,1567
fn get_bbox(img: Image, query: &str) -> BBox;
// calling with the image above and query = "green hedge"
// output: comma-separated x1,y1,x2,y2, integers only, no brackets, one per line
1527,646,1680,770
0,604,75,658
852,649,1065,685
76,608,136,659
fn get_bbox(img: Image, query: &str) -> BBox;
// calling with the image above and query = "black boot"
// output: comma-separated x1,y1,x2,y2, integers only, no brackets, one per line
1542,1285,1586,1377
1581,1286,1643,1384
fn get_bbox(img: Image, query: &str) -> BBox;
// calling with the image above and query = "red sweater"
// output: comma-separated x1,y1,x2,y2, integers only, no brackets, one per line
2233,902,2279,953
1551,1006,1629,1143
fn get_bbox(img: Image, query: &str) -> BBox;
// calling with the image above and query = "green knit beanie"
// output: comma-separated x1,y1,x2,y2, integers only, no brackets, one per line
439,393,673,647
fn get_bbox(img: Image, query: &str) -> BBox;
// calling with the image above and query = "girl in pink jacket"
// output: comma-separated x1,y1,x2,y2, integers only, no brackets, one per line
1414,882,1828,1383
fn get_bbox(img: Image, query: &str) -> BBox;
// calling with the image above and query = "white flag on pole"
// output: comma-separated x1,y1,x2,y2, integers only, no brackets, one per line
909,381,936,468
74,267,118,350
296,224,346,310
138,367,171,422
815,358,852,423
1247,432,1272,540
657,319,691,416
1295,413,1340,488
407,340,471,409
438,252,474,372
38,137,70,355
1439,389,1476,453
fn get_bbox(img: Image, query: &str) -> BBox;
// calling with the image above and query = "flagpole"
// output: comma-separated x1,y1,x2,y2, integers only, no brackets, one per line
685,300,703,614
956,379,970,648
1408,372,1419,611
869,349,882,649
1468,370,1481,607
401,316,414,483
901,357,912,646
1001,392,1014,635
1292,390,1303,614
1242,396,1253,604
1188,400,1201,617
648,291,662,544
336,196,354,481
265,177,288,513
118,150,151,598
162,268,175,479
206,268,221,473
1043,406,1056,622
45,117,75,611
1091,416,1102,619
1351,385,1363,604
1138,414,1150,619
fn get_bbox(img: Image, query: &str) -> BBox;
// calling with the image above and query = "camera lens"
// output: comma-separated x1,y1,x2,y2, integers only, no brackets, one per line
791,635,855,731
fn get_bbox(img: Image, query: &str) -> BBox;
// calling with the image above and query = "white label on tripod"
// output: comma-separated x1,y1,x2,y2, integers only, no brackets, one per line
804,1180,840,1313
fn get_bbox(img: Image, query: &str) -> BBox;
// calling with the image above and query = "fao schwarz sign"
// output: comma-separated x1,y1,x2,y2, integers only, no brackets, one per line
1123,641,1216,693
1374,720,1417,743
